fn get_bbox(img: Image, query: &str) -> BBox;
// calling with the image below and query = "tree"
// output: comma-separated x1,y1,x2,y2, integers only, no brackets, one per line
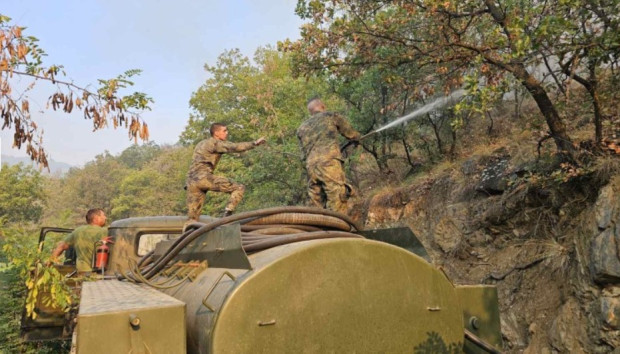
111,146,190,219
117,141,162,169
60,152,130,220
542,0,620,143
0,163,46,225
0,14,152,168
282,0,612,162
330,64,460,174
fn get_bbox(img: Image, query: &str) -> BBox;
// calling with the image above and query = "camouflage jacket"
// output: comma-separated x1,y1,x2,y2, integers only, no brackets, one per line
187,137,255,178
296,112,361,166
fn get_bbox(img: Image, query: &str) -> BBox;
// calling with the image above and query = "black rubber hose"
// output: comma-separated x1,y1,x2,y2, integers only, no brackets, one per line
142,206,360,279
241,224,322,232
137,250,154,267
241,234,282,240
245,227,310,235
246,213,352,231
243,231,363,253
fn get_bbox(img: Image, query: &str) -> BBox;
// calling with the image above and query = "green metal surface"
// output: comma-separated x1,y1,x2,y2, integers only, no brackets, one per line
109,215,217,229
153,224,251,270
360,227,431,261
210,239,464,353
77,280,186,354
456,285,503,353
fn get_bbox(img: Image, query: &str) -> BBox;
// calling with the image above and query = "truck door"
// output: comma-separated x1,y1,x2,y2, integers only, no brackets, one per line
20,227,79,342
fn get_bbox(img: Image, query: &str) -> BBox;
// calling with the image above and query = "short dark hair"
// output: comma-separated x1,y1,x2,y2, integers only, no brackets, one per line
210,123,227,136
86,208,104,224
307,96,321,105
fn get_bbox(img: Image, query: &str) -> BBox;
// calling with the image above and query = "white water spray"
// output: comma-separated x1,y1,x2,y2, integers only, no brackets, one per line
371,89,465,135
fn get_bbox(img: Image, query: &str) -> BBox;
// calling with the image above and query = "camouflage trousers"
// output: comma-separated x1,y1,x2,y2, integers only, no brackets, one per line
185,173,245,221
306,158,350,215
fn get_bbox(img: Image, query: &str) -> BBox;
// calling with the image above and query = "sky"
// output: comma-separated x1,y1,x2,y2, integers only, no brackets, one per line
0,0,304,166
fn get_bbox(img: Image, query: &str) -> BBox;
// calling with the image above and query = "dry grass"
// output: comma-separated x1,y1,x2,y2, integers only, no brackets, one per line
590,158,620,191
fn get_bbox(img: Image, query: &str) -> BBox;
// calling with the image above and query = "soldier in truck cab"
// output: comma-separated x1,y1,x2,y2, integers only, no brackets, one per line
185,123,266,221
50,208,109,272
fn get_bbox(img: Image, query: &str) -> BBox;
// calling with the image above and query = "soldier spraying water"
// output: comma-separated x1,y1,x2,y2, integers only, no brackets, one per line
297,97,361,214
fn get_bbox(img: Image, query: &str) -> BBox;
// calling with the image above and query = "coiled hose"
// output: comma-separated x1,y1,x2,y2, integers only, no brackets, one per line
120,206,362,283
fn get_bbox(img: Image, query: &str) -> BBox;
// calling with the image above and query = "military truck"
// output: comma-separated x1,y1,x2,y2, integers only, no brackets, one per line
22,206,502,353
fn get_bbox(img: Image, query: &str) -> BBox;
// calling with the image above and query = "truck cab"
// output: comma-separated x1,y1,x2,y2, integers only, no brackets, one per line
21,216,214,342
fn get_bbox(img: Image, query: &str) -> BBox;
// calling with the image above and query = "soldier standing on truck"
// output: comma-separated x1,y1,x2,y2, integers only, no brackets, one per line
297,97,361,214
185,123,266,220
50,208,108,272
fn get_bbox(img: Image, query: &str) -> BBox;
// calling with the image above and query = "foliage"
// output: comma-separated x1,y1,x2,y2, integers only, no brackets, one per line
0,255,69,353
0,256,29,352
111,146,190,219
0,163,47,224
283,0,620,161
63,152,131,217
0,14,152,168
413,331,461,354
331,65,462,172
116,141,162,169
0,225,73,353
538,0,620,143
1,228,75,320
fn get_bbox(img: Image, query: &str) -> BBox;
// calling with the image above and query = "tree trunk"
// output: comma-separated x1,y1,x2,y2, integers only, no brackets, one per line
588,86,603,144
483,0,575,161
401,134,420,171
427,113,444,155
512,63,577,161
449,127,457,160
587,63,603,143
560,57,603,144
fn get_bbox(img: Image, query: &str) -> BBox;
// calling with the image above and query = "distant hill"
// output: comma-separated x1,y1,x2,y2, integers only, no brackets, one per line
1,155,74,176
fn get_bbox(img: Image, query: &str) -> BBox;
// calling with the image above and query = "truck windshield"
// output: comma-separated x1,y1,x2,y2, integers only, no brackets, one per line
137,233,179,256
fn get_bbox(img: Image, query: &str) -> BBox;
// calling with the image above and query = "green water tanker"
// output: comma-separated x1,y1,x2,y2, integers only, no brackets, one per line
23,207,502,353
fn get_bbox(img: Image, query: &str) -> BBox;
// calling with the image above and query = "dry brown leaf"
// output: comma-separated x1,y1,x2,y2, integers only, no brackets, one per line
12,26,22,38
17,43,27,59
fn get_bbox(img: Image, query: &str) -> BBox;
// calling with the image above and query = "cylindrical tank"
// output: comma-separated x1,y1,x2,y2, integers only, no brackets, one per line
158,238,464,353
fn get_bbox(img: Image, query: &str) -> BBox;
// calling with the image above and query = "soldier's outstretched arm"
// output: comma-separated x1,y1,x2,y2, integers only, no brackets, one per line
214,138,266,153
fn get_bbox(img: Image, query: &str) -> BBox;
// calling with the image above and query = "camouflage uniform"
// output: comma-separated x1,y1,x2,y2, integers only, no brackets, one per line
297,112,360,214
186,137,257,220
64,225,108,272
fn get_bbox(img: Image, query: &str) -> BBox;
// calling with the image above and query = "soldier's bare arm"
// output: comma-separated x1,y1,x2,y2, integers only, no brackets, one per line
49,241,70,264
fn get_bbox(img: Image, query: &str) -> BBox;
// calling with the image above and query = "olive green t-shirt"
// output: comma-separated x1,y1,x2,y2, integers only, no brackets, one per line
64,225,108,272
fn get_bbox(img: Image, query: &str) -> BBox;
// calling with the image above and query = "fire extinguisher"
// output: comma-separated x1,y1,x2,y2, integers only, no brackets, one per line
92,237,114,274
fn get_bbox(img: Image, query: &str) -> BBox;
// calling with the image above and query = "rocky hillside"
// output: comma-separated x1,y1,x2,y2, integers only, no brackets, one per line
353,148,620,353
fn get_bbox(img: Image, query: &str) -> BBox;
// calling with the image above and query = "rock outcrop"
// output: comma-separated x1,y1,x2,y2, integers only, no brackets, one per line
361,151,620,353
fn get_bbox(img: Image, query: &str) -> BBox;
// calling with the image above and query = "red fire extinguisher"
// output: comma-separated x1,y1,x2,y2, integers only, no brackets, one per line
92,237,114,274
